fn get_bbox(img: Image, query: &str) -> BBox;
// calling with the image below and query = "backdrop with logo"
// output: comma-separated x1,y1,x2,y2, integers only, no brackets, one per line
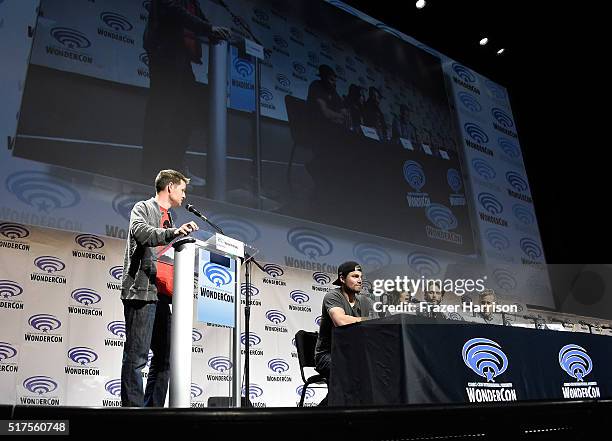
0,1,551,310
1,224,610,407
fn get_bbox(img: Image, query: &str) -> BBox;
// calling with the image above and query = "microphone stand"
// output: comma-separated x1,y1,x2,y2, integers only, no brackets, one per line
579,321,594,334
188,206,264,406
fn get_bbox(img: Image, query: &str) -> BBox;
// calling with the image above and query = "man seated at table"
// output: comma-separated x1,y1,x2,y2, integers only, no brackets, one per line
314,261,374,405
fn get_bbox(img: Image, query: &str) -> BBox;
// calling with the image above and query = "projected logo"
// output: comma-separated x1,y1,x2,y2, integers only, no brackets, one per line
493,268,517,291
471,158,496,181
75,234,104,250
312,272,332,285
478,192,503,215
0,342,17,361
491,108,515,129
506,172,529,193
293,62,306,75
407,253,441,277
209,215,261,243
6,171,80,213
263,263,284,278
447,313,465,321
233,57,253,78
426,204,457,231
109,266,123,281
268,358,290,373
273,35,288,49
68,346,98,365
50,27,91,49
287,228,333,260
208,356,233,372
242,384,263,400
260,87,274,101
71,288,102,306
447,168,463,192
240,283,260,297
0,280,23,299
485,229,510,250
457,92,482,112
498,138,520,158
23,376,58,395
0,222,30,239
559,344,592,382
139,52,149,66
290,290,310,304
28,314,61,333
276,73,291,88
266,310,287,324
112,192,148,221
192,328,203,343
107,321,126,339
308,51,319,65
484,80,507,101
296,385,315,399
34,256,65,273
353,243,391,270
191,383,203,399
464,123,489,144
100,12,133,32
202,262,233,287
452,63,476,83
513,204,535,226
105,379,121,397
520,238,543,260
240,332,261,346
253,8,269,22
403,160,425,191
462,338,508,382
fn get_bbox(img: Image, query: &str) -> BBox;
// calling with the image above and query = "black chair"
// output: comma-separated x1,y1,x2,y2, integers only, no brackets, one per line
294,330,327,407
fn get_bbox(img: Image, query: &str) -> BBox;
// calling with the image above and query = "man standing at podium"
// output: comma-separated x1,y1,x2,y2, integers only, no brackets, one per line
120,169,199,407
314,261,374,405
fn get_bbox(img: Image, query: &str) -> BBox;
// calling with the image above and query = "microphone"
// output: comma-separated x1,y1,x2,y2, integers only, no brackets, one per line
601,324,612,330
579,320,593,327
185,204,224,234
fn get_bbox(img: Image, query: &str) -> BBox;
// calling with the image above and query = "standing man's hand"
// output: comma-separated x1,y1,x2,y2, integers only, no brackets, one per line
211,26,231,40
176,221,199,236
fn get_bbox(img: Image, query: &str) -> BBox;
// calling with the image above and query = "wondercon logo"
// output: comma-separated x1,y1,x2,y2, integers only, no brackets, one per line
67,347,98,365
462,338,508,382
240,283,260,296
426,204,457,231
263,263,284,278
352,243,391,270
276,73,291,88
192,329,203,343
293,62,306,75
296,385,315,399
0,222,30,239
312,272,331,285
491,108,515,129
0,342,17,361
107,321,126,338
493,268,517,291
208,215,260,243
287,227,333,260
447,168,463,193
253,8,269,22
240,332,261,346
23,376,58,395
208,356,233,372
139,52,149,66
105,379,121,397
266,310,286,324
506,171,529,193
513,204,535,225
203,262,233,287
6,171,80,213
191,383,203,398
407,253,441,277
273,35,288,49
259,87,274,101
485,79,507,100
75,234,104,250
100,12,133,32
464,123,489,144
452,63,476,83
478,192,503,215
50,27,91,49
268,358,290,373
520,238,543,260
457,92,482,112
0,280,23,299
233,57,253,78
28,314,62,332
71,288,101,306
109,266,123,281
290,290,310,304
315,316,322,326
498,137,520,158
485,228,510,250
112,192,148,221
242,384,263,399
559,344,592,382
34,256,65,273
403,160,425,191
471,158,496,181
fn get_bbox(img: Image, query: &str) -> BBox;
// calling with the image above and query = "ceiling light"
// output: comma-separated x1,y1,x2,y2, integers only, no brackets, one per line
416,0,426,9
496,48,505,55
479,37,489,46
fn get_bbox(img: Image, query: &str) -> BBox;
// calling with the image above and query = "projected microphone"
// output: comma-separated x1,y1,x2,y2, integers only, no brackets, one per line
601,324,612,330
549,317,571,327
186,204,224,234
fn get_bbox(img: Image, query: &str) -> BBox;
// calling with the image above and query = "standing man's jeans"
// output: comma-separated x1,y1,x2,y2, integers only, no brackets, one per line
121,297,171,407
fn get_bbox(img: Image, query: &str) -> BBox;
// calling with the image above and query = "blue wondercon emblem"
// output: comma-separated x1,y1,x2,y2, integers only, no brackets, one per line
462,337,508,382
559,344,592,382
203,262,233,287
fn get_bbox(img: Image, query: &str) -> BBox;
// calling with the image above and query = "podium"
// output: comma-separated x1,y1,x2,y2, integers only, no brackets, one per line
168,233,256,407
